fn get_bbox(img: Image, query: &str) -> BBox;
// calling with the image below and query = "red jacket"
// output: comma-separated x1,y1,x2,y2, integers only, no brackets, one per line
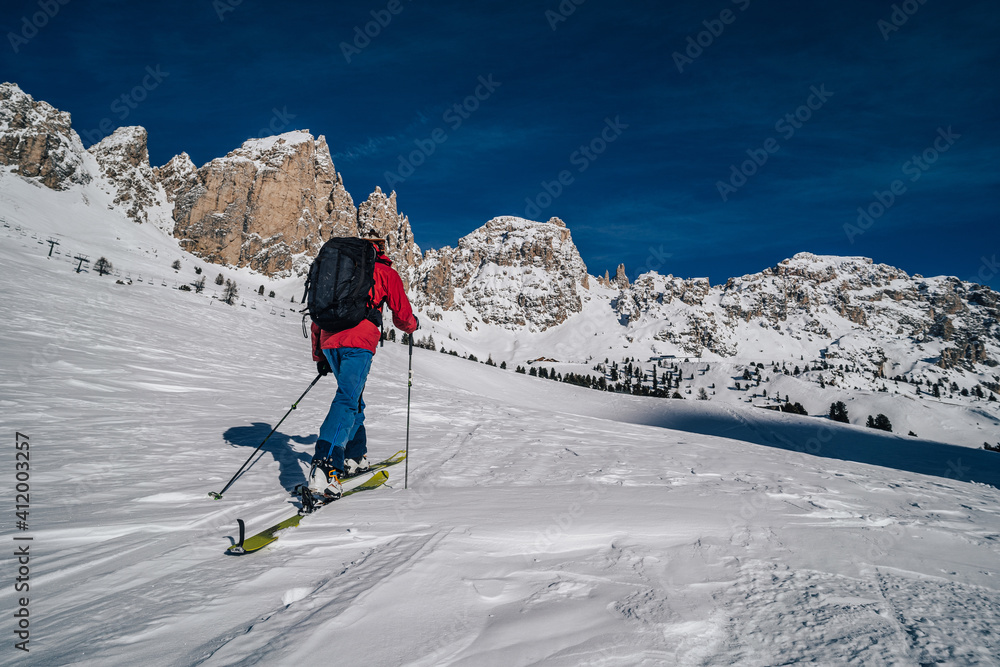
311,251,418,358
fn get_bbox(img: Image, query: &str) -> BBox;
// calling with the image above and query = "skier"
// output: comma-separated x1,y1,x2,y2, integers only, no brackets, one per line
308,237,419,497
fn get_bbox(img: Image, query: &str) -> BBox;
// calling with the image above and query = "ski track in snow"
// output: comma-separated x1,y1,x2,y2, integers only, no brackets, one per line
2,222,1000,665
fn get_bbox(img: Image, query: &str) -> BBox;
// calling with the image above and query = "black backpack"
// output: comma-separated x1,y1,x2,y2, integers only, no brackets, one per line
302,238,383,334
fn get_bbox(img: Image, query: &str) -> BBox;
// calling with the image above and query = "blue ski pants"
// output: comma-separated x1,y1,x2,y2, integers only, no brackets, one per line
315,347,373,472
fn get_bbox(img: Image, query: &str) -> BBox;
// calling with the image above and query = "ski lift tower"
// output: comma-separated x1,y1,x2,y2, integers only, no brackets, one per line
73,254,90,273
46,237,60,257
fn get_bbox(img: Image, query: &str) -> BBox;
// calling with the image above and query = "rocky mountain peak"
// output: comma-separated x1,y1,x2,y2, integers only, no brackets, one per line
0,82,90,190
88,126,169,228
611,253,998,372
414,215,590,331
357,186,421,289
615,264,630,289
153,152,196,204
169,130,358,276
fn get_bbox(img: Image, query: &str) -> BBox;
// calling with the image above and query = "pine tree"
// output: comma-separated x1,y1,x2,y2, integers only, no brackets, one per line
94,256,113,276
222,279,239,305
192,276,206,293
215,273,225,286
829,401,849,423
865,414,891,431
873,414,892,431
171,260,181,271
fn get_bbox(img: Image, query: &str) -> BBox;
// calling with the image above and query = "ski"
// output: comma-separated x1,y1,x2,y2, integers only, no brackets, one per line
226,470,389,555
342,449,407,479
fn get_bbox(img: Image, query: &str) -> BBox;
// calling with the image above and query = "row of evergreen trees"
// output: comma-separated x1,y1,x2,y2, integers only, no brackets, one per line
829,400,893,431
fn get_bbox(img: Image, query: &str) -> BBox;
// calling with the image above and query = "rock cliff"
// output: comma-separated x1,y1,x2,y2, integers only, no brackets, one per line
357,186,420,289
612,252,999,372
1,81,995,379
168,131,357,276
153,152,195,204
415,216,589,331
88,126,171,230
0,82,90,190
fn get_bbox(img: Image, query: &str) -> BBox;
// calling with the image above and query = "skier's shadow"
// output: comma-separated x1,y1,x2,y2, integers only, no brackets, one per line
222,423,315,492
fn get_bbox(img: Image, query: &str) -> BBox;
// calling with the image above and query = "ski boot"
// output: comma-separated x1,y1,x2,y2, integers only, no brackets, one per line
306,458,343,499
344,455,371,477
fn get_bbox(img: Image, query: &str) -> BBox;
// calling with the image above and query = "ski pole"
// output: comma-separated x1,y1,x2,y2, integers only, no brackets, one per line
405,334,413,489
209,373,323,500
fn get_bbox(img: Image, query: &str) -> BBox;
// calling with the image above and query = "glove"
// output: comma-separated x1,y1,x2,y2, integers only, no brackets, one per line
412,315,420,331
316,357,331,376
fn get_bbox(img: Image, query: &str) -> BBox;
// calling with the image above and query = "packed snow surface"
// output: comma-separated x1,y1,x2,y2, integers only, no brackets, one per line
2,173,1000,665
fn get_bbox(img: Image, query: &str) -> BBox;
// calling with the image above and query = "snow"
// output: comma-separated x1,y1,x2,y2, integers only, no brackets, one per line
2,172,1000,665
239,130,313,154
89,125,146,152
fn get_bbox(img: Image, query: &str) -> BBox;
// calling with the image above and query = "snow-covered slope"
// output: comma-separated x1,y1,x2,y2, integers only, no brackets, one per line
2,168,1000,666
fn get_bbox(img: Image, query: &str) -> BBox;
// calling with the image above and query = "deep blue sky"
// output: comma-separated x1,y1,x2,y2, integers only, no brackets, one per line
3,0,998,286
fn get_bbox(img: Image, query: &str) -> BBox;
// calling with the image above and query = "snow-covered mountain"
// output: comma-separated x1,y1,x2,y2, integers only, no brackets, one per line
3,80,1000,666
414,215,589,332
2,197,1000,665
615,252,997,369
2,80,999,450
87,126,173,232
0,82,90,190
169,130,358,276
